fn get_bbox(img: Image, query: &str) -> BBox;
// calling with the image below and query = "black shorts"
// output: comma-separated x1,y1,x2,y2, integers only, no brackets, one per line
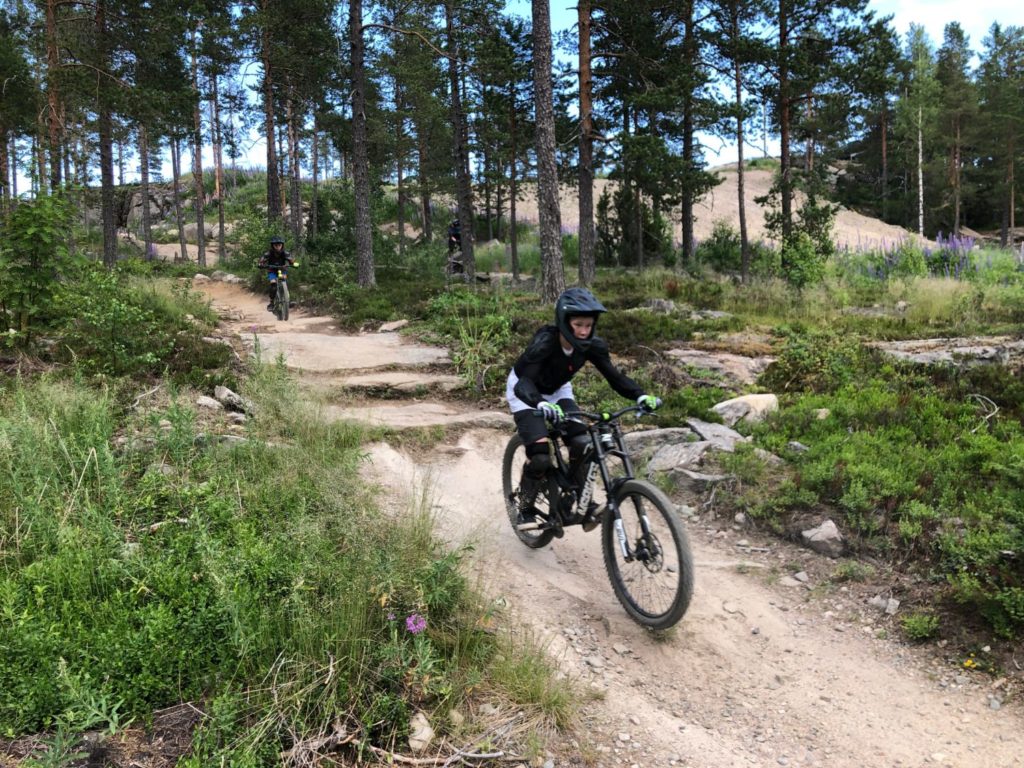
513,398,586,445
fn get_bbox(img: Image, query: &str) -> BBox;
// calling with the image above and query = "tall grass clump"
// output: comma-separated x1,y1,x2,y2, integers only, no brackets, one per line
1,365,562,760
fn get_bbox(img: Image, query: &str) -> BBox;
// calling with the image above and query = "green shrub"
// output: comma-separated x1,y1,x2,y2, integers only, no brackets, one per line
0,192,76,346
781,232,828,289
759,327,866,394
901,612,940,641
695,221,742,273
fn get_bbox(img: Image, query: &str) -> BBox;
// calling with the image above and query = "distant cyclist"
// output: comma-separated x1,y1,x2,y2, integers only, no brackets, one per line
505,287,661,517
258,235,294,312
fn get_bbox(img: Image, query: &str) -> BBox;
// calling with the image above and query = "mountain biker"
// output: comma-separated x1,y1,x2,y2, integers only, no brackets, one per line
258,235,294,312
505,287,661,520
446,218,461,253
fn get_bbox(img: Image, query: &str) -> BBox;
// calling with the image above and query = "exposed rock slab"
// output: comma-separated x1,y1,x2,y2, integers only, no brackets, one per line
323,402,511,430
337,371,464,393
872,336,1024,368
666,348,774,386
248,332,450,372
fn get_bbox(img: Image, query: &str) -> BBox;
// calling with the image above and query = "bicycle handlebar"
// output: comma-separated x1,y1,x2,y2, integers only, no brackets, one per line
532,404,651,427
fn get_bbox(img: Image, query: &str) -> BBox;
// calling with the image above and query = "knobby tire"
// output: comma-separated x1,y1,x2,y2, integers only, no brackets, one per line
502,434,556,549
277,281,289,321
601,479,694,630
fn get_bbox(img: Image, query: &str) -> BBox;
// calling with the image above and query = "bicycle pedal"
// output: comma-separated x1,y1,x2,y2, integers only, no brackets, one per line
515,520,546,532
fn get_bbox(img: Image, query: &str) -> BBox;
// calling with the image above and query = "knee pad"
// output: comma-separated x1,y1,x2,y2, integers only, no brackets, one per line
525,443,552,477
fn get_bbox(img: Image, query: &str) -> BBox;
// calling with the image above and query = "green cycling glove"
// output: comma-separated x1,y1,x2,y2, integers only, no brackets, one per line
538,402,565,424
637,394,662,412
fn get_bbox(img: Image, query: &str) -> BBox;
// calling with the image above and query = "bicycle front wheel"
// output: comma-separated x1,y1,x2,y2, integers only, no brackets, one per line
277,282,290,321
602,479,693,630
501,435,556,549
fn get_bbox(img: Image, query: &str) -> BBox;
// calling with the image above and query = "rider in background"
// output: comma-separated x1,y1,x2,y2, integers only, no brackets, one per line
505,287,661,517
258,235,294,312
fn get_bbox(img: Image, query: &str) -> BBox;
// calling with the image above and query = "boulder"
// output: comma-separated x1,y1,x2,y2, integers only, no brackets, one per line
801,519,844,558
685,418,750,451
648,441,715,473
408,712,435,753
195,395,223,410
214,385,253,414
711,393,779,427
667,467,732,494
379,319,409,333
622,427,695,461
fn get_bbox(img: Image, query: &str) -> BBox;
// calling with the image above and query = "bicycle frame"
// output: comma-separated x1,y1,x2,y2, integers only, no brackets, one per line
545,405,651,560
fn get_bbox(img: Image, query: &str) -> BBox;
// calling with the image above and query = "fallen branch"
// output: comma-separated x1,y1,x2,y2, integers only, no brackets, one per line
364,744,520,766
968,393,999,433
131,384,162,410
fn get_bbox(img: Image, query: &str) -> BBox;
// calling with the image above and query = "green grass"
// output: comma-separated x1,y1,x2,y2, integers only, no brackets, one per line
0,358,574,759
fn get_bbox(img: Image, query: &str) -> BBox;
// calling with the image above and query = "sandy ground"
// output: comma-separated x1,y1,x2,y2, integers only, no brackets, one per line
502,166,925,252
193,280,1024,768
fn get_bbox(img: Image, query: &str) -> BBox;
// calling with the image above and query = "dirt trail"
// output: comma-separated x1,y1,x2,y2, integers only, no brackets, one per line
200,279,1023,768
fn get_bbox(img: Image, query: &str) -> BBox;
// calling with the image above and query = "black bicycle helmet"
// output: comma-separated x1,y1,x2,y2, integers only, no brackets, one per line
270,235,285,245
555,287,606,353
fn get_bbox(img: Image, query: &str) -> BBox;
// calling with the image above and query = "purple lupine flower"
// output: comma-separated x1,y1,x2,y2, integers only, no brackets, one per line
405,613,427,634
387,612,396,621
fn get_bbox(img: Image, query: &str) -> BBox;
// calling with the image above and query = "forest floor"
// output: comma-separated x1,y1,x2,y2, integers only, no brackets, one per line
192,280,1023,768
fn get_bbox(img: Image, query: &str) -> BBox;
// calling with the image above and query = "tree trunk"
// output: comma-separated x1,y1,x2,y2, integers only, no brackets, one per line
778,0,793,250
139,124,153,260
733,10,750,282
171,139,188,263
881,102,888,221
394,80,405,257
447,0,475,280
532,0,565,301
287,94,302,248
97,0,116,268
1,135,11,217
45,0,63,191
680,1,696,265
350,0,376,286
191,36,206,268
417,132,433,242
510,104,520,281
210,72,226,263
1009,137,1016,232
917,106,924,238
952,120,961,237
261,0,282,224
310,112,320,240
577,0,595,286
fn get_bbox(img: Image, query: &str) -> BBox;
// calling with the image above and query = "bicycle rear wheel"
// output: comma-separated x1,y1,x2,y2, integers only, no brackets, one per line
277,282,290,321
601,479,693,630
501,435,556,549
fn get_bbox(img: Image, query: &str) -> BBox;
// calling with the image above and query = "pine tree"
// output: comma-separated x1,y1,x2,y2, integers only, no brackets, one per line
895,24,940,237
976,24,1024,243
935,23,977,237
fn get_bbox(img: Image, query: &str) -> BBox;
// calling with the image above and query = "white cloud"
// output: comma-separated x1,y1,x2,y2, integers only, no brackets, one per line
870,0,1024,52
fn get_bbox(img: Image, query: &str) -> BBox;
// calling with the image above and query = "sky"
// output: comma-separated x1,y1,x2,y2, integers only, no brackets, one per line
15,1,1024,191
479,0,1024,166
508,0,1022,53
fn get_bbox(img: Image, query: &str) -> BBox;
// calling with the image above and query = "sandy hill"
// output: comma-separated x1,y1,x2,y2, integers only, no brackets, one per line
507,164,926,252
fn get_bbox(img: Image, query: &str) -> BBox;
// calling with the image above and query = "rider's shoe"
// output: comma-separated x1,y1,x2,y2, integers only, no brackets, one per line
580,503,602,532
267,302,275,312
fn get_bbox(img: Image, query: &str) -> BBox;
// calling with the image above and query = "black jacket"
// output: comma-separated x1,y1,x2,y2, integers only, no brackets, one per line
512,325,643,407
261,248,292,268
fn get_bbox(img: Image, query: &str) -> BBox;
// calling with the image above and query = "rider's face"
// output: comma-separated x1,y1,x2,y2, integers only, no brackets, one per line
568,316,594,339
272,242,283,249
